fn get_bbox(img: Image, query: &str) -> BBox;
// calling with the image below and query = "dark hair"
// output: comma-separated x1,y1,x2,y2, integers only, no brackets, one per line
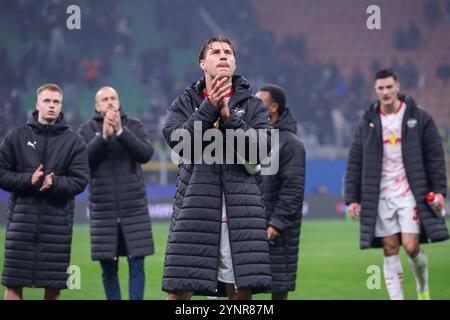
259,84,287,115
375,68,398,82
198,36,236,62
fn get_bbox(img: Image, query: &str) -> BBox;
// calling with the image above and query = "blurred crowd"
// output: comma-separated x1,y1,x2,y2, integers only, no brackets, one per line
1,0,450,151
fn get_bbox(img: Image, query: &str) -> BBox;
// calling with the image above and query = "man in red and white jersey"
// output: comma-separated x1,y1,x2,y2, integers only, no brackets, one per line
345,69,448,300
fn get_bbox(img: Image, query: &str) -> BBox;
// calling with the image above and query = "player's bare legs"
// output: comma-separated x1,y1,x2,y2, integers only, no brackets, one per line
44,288,60,300
272,291,288,300
4,287,23,300
382,234,404,300
225,284,251,300
383,234,400,256
402,233,430,299
402,233,420,258
167,291,193,300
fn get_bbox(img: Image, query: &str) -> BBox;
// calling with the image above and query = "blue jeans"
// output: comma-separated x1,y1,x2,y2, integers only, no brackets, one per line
100,257,145,300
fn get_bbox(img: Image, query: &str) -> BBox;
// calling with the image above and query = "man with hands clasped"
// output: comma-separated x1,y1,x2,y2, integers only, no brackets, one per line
78,86,154,300
162,36,272,300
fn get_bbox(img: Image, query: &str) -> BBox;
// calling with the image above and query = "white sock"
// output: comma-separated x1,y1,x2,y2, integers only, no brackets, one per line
383,255,404,300
408,249,429,293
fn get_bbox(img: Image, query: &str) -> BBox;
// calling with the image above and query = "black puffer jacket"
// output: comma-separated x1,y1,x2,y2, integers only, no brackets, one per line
0,112,89,289
261,108,305,293
161,76,272,295
345,94,449,249
78,112,154,260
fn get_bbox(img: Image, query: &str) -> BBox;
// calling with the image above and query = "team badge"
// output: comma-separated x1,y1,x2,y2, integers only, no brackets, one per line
234,108,245,118
407,119,417,128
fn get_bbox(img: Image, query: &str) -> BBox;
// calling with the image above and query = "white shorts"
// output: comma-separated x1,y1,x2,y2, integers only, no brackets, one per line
218,194,235,284
375,192,420,237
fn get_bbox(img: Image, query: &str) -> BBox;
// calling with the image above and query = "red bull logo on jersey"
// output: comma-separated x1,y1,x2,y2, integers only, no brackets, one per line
383,134,402,148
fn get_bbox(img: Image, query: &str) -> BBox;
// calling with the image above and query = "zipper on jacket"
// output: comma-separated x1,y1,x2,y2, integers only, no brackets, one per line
400,107,417,200
112,158,119,222
214,173,225,294
220,176,239,294
32,212,39,288
32,125,49,287
112,155,131,259
374,113,384,194
214,192,222,294
112,157,122,259
223,190,239,293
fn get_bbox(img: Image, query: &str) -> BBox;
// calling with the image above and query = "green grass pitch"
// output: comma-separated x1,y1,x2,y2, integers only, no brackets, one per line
0,220,449,300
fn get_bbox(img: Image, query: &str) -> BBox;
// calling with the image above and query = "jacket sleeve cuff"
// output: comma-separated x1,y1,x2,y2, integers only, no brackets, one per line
116,126,132,141
269,216,289,233
23,172,37,191
345,196,360,205
431,189,447,198
94,134,109,145
222,112,239,129
199,99,221,123
115,128,124,136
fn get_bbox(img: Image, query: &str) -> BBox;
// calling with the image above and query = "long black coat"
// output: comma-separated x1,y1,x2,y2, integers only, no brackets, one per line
161,76,273,295
261,109,305,293
0,112,89,289
345,94,449,249
78,112,154,261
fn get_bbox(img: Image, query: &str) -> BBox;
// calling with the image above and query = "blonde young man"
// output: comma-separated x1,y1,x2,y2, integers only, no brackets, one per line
0,84,89,300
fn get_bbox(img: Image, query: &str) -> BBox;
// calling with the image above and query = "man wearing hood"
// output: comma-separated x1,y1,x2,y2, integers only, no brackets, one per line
162,36,273,300
77,86,154,300
0,83,89,300
345,69,448,300
256,85,305,300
